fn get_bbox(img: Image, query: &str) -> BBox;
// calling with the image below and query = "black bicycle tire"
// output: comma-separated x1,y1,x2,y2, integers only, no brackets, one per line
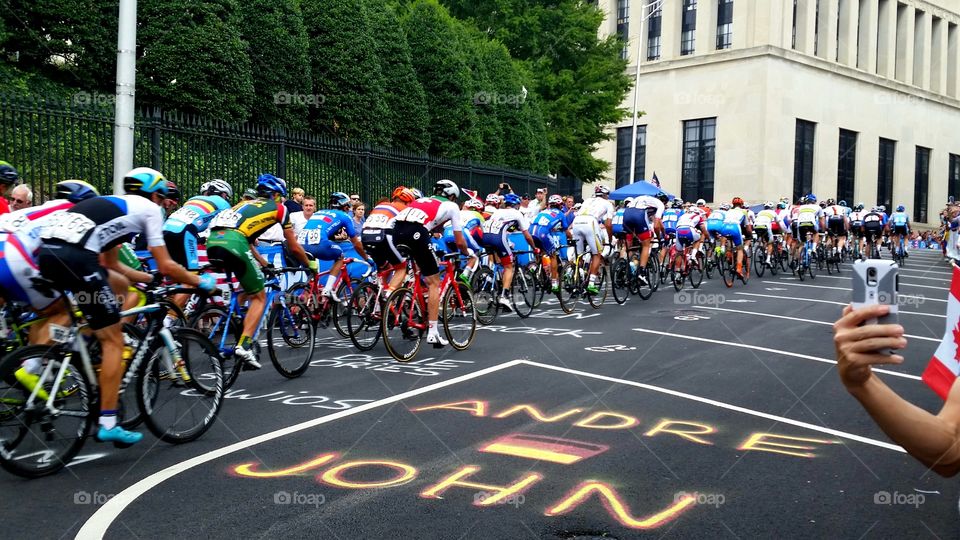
267,299,314,379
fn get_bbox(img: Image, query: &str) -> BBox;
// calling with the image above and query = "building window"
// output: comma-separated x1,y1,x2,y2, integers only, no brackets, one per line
793,120,816,202
681,0,697,56
617,0,630,60
814,0,821,56
914,146,930,223
877,138,896,211
616,126,646,188
792,0,798,49
717,0,734,49
647,3,663,60
681,118,716,202
837,129,857,204
950,154,960,202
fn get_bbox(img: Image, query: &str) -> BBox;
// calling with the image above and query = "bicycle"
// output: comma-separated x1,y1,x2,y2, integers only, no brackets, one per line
667,239,705,291
892,236,907,267
796,232,818,281
381,252,476,362
472,250,538,324
192,266,314,388
344,265,400,352
721,241,751,288
557,245,609,311
0,284,224,478
288,257,372,337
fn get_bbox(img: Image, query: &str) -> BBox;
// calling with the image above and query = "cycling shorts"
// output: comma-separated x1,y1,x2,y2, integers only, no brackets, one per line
571,217,603,255
754,226,772,243
387,221,439,277
163,226,201,270
37,242,118,330
675,226,701,247
797,219,819,232
531,233,559,256
827,217,846,237
721,223,744,247
206,229,265,294
892,225,908,237
481,229,514,266
863,222,883,241
797,224,818,242
0,233,60,311
623,208,651,240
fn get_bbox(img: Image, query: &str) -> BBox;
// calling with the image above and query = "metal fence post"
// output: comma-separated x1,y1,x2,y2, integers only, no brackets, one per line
150,108,161,171
361,142,371,204
276,127,287,179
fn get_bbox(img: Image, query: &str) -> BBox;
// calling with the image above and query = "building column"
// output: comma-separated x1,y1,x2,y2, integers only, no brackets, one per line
857,0,879,72
795,0,818,54
914,9,931,90
695,0,717,54
949,23,959,97
931,17,946,94
660,0,683,59
838,0,860,66
877,0,897,78
895,3,914,84
731,0,753,48
818,0,840,60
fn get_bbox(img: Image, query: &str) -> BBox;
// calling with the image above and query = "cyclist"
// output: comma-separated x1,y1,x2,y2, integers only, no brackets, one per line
624,191,668,283
890,204,911,258
849,202,865,256
37,168,217,446
529,194,573,293
823,198,850,258
754,202,786,266
696,198,711,218
675,204,708,262
861,206,886,258
363,186,416,297
659,199,683,268
441,197,483,284
389,179,477,347
484,194,500,218
162,179,233,272
706,203,727,254
481,193,535,310
721,197,754,278
612,199,627,251
300,192,374,302
571,185,616,294
0,161,19,215
207,173,313,369
793,194,824,261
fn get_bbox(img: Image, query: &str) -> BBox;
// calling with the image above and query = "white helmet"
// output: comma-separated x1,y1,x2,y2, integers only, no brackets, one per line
201,179,233,200
434,179,461,201
624,197,634,206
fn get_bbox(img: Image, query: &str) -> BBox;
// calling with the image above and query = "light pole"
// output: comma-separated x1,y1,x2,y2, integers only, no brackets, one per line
112,0,137,194
628,0,665,186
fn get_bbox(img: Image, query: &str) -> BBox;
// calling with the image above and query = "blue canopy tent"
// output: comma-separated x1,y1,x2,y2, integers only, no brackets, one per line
610,181,676,201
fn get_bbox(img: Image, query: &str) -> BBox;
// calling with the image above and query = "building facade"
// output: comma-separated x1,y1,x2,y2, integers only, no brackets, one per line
593,0,960,225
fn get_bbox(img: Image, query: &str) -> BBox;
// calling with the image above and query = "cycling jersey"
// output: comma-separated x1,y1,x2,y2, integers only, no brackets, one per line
891,211,910,228
661,209,682,233
676,211,704,230
41,195,164,253
676,212,703,247
395,197,462,233
623,196,664,241
442,210,483,253
163,195,232,235
576,197,616,224
722,207,753,227
363,203,401,232
528,208,570,256
389,197,460,277
298,209,357,261
0,201,74,310
706,210,726,233
0,200,73,255
362,202,403,267
611,208,626,236
850,211,864,227
209,198,291,242
482,208,529,262
795,204,823,229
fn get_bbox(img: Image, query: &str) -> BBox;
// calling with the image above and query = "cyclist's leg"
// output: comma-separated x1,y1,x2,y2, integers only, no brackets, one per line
208,230,266,364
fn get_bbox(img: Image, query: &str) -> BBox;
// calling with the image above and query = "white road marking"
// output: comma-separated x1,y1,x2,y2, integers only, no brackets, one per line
760,280,945,303
76,359,527,539
521,360,905,453
631,328,921,381
733,292,946,318
784,274,948,290
841,263,953,276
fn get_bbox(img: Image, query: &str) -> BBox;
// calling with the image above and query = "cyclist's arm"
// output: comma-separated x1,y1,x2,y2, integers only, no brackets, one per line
350,235,369,260
282,227,310,266
452,230,471,255
603,218,613,238
250,242,270,267
100,245,152,284
150,245,201,287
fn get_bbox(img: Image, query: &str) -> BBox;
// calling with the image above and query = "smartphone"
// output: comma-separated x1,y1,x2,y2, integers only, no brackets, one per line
851,258,899,332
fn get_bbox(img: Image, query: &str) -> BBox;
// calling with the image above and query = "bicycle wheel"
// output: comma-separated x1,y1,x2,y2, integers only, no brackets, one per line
721,254,735,288
611,258,630,304
807,252,817,279
634,257,656,300
672,253,685,292
381,288,424,362
587,266,607,309
769,249,780,276
689,252,705,289
531,263,548,308
191,305,243,389
286,282,321,327
443,282,475,350
267,299,315,379
557,261,578,313
346,282,382,351
753,246,766,278
740,251,751,284
138,328,224,444
511,267,537,319
333,278,359,338
472,267,498,325
0,345,95,478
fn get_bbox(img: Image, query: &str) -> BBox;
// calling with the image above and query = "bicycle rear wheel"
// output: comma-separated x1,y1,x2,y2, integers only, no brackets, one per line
587,266,607,309
191,305,243,389
511,267,537,319
382,288,424,362
689,252,705,289
611,258,630,304
333,279,359,338
557,261,578,313
672,253,685,292
267,299,315,378
0,345,95,478
472,267,498,325
634,257,656,300
753,245,766,278
443,283,475,350
347,282,382,351
138,328,224,443
721,254,735,288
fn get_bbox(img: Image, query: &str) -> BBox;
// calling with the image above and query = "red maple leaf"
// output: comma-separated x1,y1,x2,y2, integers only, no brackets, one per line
953,322,960,363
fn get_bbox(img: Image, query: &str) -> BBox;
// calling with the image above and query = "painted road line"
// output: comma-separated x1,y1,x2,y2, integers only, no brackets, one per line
733,292,946,318
760,280,945,303
697,305,939,342
520,360,905,453
77,359,528,539
631,328,921,381
782,274,949,290
838,264,953,276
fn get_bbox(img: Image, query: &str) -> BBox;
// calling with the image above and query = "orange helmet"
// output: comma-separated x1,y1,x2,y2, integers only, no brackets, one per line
392,186,416,204
731,196,744,208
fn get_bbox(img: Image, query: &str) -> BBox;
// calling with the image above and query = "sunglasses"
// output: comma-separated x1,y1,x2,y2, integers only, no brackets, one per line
11,198,27,204
350,197,360,201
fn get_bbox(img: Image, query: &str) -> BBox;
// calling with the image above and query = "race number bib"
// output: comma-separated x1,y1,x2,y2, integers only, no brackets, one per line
612,213,624,227
364,213,391,228
0,213,29,233
170,207,202,225
42,213,97,244
297,229,324,245
210,210,242,229
399,208,429,224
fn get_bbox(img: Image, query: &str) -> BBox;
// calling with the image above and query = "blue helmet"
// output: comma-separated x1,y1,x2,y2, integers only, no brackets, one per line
256,173,287,198
55,180,99,203
806,194,817,203
123,167,168,197
503,193,521,206
896,205,905,212
0,161,18,185
838,200,847,207
329,191,350,209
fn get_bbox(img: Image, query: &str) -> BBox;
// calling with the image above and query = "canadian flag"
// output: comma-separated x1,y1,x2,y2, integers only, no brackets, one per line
922,264,960,399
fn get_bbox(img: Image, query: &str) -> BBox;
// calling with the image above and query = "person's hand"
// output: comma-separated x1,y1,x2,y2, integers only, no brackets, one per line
833,304,907,390
307,259,319,273
198,273,218,293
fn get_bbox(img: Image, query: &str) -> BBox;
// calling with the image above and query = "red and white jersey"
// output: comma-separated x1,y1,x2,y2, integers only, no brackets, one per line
824,204,848,218
481,208,529,234
676,211,704,229
576,197,616,224
776,207,791,223
629,196,665,220
0,199,74,254
395,197,462,232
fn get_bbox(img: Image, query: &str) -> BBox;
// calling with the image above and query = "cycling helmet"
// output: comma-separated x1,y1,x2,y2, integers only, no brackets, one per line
201,179,233,200
503,193,522,206
777,202,787,210
731,196,744,208
896,205,905,212
123,167,168,197
594,185,610,197
671,199,683,209
879,205,886,212
410,188,423,199
720,203,732,211
780,196,790,204
464,198,484,211
764,201,774,209
329,191,351,209
819,201,827,208
548,194,564,208
55,180,99,203
434,179,460,201
854,204,864,211
165,181,181,202
0,162,18,185
256,173,287,198
806,194,817,203
696,199,707,206
826,198,835,206
838,200,847,207
392,186,416,204
655,191,670,203
485,193,500,205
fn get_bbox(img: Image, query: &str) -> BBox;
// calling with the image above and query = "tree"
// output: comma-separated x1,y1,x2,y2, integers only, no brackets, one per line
457,26,503,164
137,0,255,121
443,0,631,181
365,2,430,152
402,0,479,160
302,0,390,145
236,0,312,131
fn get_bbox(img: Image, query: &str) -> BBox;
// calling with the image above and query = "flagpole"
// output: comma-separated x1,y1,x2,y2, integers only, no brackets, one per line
628,0,665,186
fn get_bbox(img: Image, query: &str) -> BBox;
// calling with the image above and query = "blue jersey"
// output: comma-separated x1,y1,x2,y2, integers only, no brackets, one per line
706,210,726,227
302,209,357,241
891,212,909,227
662,209,682,231
611,209,626,235
529,208,570,238
880,213,889,226
163,195,232,234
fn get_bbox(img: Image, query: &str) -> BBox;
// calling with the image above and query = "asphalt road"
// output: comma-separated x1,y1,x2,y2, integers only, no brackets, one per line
2,248,956,539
